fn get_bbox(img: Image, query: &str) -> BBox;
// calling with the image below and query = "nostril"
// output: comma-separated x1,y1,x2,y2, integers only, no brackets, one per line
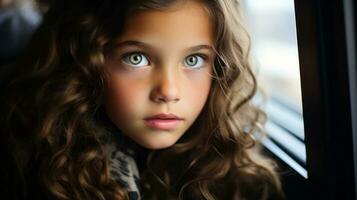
150,84,181,103
153,95,180,103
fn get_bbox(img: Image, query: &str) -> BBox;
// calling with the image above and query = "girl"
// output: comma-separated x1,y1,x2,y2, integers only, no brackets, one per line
1,0,286,199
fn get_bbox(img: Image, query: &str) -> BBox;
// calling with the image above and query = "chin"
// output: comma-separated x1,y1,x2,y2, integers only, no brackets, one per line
136,137,178,150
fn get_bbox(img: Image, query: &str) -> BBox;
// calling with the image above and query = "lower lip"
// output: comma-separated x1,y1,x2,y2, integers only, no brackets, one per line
144,119,182,130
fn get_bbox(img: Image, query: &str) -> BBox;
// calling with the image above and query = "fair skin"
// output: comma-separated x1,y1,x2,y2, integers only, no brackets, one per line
104,0,215,149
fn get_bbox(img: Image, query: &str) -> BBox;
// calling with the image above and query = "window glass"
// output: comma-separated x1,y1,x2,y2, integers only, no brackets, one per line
244,0,302,112
243,0,307,177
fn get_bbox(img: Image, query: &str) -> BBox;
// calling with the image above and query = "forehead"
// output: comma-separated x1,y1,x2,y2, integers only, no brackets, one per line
116,1,214,47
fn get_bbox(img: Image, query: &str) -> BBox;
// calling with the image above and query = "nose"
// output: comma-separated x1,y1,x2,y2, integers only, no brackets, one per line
150,67,181,104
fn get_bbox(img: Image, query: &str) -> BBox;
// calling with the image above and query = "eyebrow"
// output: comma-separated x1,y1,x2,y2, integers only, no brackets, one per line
110,40,214,53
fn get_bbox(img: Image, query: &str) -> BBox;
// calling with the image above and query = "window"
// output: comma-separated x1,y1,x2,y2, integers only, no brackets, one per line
242,0,307,178
243,0,357,199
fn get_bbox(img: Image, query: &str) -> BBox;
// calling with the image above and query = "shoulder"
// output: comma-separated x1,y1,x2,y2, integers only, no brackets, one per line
0,63,20,97
211,169,285,200
1,166,51,200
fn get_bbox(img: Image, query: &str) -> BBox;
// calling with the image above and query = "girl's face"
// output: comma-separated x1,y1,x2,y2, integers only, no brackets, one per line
104,0,214,149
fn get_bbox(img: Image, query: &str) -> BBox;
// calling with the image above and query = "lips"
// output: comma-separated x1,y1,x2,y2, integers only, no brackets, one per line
145,113,183,120
144,113,183,130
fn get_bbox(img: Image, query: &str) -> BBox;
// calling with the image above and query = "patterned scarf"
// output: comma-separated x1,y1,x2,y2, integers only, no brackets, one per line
103,130,143,200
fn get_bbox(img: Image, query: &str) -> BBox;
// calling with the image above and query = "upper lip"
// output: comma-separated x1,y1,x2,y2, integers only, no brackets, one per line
145,113,183,120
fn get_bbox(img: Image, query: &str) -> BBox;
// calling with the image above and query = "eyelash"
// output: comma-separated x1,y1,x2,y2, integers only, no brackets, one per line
192,54,209,62
120,51,209,68
121,51,148,59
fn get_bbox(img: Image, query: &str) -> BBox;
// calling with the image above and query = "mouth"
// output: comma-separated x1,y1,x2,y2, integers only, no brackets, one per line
144,113,183,130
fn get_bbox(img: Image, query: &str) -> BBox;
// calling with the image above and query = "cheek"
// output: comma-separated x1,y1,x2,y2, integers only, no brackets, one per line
104,76,147,121
184,70,212,114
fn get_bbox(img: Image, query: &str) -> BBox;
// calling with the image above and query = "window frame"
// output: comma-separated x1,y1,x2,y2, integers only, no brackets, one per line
260,0,357,199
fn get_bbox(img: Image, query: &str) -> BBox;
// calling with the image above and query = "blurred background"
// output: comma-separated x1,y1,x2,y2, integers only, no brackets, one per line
0,0,44,66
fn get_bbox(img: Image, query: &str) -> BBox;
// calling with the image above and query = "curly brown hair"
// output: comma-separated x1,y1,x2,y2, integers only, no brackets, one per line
1,0,286,199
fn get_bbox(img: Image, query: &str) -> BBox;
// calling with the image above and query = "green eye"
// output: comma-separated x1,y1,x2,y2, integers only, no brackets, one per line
184,55,205,68
122,53,149,67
